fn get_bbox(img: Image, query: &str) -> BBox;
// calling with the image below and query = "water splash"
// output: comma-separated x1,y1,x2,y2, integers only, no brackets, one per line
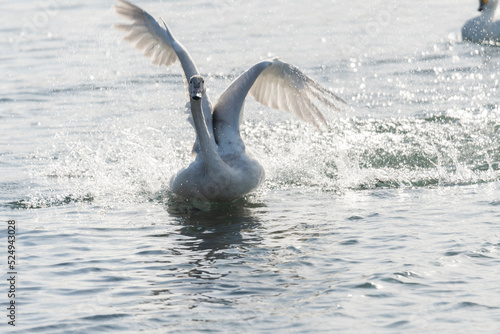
25,120,186,208
22,105,498,209
244,108,499,193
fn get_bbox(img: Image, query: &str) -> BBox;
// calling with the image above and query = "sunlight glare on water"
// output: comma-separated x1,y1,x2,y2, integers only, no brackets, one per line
1,0,499,333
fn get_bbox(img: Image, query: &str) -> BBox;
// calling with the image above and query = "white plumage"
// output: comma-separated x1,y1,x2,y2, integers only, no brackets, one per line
115,0,345,201
462,0,500,44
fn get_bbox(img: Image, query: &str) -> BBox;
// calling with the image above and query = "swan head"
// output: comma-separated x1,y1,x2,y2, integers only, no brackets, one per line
189,75,205,101
479,0,498,11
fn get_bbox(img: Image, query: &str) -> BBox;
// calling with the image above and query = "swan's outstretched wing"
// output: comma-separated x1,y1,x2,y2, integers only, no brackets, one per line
250,58,345,128
114,0,214,152
115,0,199,84
214,58,345,134
114,0,211,107
115,0,178,66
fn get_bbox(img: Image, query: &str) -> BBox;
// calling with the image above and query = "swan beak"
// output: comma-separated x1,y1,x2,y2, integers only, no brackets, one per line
479,0,488,11
191,90,203,101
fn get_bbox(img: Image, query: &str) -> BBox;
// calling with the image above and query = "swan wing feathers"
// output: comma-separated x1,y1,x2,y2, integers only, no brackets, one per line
250,58,346,128
114,0,179,67
115,0,212,128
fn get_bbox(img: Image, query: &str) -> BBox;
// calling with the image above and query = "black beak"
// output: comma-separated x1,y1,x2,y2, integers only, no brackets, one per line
478,1,487,11
190,87,203,101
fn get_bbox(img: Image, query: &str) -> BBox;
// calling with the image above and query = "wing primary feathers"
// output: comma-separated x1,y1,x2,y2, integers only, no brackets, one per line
244,58,344,129
116,1,345,131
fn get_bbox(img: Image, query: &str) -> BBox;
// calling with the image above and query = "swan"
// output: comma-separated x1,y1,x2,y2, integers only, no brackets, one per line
462,0,500,44
114,0,345,202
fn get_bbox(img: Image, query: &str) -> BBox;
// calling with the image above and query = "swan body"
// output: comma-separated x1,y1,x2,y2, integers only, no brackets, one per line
462,0,500,43
115,0,345,201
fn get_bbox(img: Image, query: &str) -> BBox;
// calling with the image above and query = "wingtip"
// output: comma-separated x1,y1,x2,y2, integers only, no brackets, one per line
114,0,129,13
317,120,329,131
114,0,145,19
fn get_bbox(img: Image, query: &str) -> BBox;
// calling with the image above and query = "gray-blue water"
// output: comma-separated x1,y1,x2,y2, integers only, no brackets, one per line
1,0,500,332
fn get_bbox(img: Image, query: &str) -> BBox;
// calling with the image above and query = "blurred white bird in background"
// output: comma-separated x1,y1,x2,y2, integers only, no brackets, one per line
462,0,500,43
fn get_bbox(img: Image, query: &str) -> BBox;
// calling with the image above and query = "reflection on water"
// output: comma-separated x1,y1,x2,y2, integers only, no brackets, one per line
166,195,265,256
130,196,269,332
2,0,500,333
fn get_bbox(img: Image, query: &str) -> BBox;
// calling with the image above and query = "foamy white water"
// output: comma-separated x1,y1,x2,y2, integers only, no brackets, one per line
1,0,499,333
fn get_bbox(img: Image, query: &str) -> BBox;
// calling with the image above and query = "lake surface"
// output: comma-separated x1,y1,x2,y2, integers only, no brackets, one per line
1,0,500,332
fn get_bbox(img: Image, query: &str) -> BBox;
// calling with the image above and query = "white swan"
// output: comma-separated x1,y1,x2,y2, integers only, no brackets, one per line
114,0,345,201
462,0,500,44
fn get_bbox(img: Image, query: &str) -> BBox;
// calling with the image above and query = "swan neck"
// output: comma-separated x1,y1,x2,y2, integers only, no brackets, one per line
482,1,498,18
190,98,223,171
